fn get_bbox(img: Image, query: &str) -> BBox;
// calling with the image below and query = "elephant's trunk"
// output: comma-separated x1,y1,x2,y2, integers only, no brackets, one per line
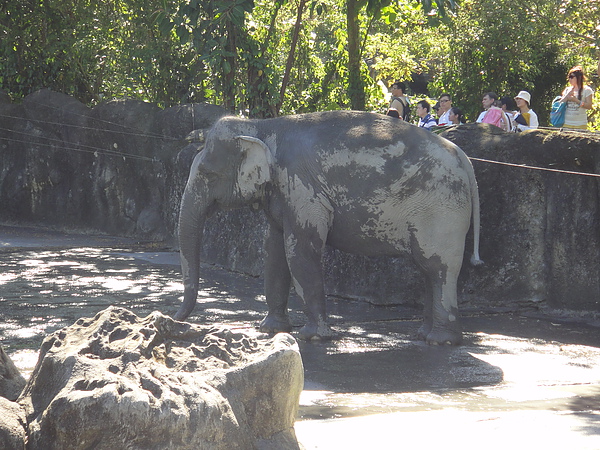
173,187,209,321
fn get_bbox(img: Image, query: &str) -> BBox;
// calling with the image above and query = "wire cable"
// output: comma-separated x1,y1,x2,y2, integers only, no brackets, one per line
0,135,159,162
468,157,600,178
0,112,181,142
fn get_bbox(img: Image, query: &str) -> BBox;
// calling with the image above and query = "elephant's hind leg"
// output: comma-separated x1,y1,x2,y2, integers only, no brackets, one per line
411,237,464,345
427,273,462,346
417,267,462,345
260,225,293,333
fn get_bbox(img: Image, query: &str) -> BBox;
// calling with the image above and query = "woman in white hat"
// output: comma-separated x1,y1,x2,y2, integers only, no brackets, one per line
561,66,594,130
513,91,539,132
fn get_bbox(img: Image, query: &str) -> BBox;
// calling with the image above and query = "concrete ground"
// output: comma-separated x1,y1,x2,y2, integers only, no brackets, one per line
1,224,599,449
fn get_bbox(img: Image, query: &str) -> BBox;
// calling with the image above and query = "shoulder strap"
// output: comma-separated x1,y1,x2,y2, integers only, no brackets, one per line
399,98,410,121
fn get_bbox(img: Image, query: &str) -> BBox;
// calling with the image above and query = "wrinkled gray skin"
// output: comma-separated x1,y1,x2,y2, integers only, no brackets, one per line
174,111,482,345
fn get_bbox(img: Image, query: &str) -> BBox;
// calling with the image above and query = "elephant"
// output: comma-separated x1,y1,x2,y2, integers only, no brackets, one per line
173,110,482,345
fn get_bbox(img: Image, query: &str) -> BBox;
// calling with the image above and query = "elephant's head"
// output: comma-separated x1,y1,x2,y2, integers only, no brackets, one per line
174,119,274,320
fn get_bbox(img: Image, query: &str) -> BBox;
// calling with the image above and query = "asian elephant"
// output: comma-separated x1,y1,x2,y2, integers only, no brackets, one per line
174,111,482,345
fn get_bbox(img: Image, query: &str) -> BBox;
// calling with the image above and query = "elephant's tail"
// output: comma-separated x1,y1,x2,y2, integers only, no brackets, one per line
462,152,484,266
469,184,484,266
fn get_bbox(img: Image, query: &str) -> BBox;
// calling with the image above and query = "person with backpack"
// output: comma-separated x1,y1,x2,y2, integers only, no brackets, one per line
513,91,539,132
388,81,411,122
560,66,594,130
476,92,511,131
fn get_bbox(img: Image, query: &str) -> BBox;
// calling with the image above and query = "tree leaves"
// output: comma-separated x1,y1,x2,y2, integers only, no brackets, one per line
1,0,597,122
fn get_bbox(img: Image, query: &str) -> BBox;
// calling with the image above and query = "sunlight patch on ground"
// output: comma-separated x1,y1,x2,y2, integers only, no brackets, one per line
296,409,600,450
9,349,39,380
45,260,82,267
0,272,18,284
468,333,600,388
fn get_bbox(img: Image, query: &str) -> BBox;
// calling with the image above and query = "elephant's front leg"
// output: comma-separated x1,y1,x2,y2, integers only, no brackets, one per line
284,228,334,341
260,225,293,333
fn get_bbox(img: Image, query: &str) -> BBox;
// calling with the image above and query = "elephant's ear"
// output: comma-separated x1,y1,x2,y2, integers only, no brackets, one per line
235,136,273,198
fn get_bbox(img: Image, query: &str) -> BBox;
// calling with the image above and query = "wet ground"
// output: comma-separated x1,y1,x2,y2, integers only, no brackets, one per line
1,224,600,449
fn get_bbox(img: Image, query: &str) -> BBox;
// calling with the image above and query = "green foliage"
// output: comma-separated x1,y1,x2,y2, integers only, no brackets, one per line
429,0,600,125
0,0,205,106
1,0,599,127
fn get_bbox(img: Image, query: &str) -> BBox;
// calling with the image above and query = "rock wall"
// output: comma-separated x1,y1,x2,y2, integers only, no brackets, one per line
444,125,600,311
0,89,227,240
1,90,600,312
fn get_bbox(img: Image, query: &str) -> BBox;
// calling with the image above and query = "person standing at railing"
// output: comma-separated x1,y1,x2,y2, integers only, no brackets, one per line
560,66,594,130
513,91,539,132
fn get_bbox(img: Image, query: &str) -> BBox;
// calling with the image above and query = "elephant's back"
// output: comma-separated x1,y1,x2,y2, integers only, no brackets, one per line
255,111,472,195
264,111,459,163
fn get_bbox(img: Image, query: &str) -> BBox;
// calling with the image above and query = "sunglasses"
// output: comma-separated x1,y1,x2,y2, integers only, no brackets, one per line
569,74,577,79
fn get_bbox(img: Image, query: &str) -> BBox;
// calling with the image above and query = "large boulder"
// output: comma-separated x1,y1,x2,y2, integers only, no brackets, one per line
0,396,27,449
0,346,26,401
18,307,303,450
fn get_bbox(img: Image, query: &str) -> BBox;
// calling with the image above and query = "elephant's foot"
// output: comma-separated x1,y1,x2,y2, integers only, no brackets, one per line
417,322,432,341
425,327,462,346
297,321,335,341
259,313,292,334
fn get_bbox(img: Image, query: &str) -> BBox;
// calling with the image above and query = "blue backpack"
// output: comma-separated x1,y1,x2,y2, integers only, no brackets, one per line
550,96,566,127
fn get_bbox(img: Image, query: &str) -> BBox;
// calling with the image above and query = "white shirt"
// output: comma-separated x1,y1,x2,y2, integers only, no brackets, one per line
564,85,594,128
437,110,451,126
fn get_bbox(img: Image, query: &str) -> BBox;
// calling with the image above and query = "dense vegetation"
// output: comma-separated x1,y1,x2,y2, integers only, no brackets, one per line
1,0,598,125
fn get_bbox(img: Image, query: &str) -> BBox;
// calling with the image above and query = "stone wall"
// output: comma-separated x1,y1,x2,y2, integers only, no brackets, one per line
1,90,599,312
0,89,227,241
444,125,600,311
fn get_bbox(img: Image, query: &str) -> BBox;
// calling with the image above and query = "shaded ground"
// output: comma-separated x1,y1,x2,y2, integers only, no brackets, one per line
1,225,600,449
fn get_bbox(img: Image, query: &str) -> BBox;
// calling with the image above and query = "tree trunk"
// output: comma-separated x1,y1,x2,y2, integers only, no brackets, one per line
276,0,308,114
247,0,285,118
223,18,238,112
346,0,365,110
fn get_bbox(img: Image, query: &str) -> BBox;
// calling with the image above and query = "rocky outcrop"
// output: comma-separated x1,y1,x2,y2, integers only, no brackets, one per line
0,396,27,449
0,346,26,401
0,347,28,448
18,307,303,450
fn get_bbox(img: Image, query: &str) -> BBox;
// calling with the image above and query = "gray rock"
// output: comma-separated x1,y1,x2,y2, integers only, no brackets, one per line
0,396,27,449
0,346,26,401
19,307,303,450
0,90,228,238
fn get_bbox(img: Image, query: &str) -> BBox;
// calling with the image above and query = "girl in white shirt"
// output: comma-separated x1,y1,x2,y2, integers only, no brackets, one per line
561,66,594,130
